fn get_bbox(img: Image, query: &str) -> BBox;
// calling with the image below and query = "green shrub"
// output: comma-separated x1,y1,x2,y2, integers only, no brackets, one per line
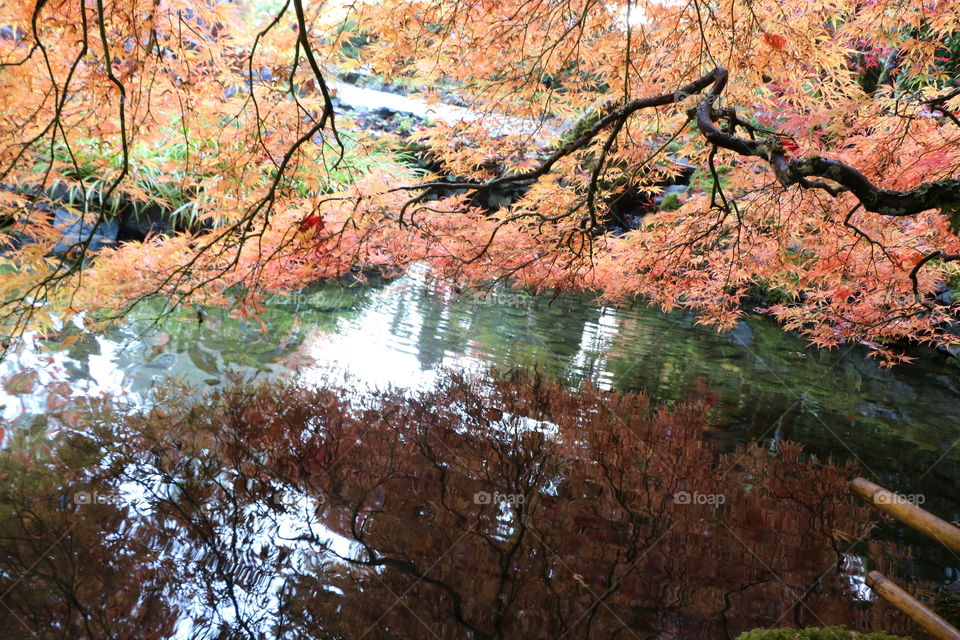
660,192,681,211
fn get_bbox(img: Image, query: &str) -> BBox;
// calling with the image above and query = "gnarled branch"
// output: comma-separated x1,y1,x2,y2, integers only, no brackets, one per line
695,68,960,216
398,66,960,222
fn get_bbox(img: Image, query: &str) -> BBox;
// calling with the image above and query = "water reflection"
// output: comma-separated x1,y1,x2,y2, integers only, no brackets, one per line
0,374,922,639
1,267,958,591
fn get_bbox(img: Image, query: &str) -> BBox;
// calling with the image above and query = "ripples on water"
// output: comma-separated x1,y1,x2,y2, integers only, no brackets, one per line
0,267,958,638
0,373,929,639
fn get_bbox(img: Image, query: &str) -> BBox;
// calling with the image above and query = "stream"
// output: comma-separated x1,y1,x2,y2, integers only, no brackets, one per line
1,266,959,638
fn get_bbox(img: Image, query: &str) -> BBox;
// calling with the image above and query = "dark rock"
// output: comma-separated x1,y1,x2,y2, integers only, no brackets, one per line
118,203,174,241
46,181,75,203
936,287,954,305
931,374,959,394
4,179,208,253
339,70,373,85
727,320,754,346
857,401,907,421
52,208,119,254
606,186,656,228
475,190,518,210
371,106,401,120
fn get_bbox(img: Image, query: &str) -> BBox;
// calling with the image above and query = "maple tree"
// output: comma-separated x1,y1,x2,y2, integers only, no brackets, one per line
1,0,960,361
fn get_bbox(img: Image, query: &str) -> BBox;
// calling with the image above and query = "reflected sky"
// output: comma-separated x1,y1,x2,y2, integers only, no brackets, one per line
1,266,959,594
0,373,930,639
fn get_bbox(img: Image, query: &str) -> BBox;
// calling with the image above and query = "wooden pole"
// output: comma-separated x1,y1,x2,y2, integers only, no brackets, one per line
850,477,960,554
867,571,960,640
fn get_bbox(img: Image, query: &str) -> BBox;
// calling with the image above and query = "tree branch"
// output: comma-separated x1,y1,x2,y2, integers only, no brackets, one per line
398,66,960,223
908,250,960,309
695,68,960,216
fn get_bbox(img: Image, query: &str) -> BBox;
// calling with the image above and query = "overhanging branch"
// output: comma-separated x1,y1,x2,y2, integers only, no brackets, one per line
694,68,960,216
396,66,960,221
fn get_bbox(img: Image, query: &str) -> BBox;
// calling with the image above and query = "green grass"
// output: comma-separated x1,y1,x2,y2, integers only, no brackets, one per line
37,120,408,234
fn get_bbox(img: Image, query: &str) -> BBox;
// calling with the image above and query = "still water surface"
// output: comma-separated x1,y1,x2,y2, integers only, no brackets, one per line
0,267,958,638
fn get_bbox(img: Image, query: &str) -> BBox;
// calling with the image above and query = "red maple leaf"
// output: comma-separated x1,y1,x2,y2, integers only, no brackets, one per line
762,33,787,50
780,137,799,154
299,214,324,234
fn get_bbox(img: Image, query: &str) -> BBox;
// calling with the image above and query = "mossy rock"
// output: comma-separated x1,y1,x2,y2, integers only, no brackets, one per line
745,279,796,305
946,272,960,292
660,192,681,211
735,627,911,640
556,108,602,148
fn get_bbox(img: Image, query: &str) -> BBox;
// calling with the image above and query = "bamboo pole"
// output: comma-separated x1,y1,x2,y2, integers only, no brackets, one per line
867,571,960,640
850,477,960,554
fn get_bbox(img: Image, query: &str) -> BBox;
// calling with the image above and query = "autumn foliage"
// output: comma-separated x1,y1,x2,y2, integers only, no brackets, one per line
0,372,919,638
2,0,960,361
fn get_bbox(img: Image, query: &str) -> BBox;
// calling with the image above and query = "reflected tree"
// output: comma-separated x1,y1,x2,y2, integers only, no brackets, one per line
0,373,922,639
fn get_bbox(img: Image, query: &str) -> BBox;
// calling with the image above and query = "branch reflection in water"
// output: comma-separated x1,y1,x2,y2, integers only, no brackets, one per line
0,371,917,639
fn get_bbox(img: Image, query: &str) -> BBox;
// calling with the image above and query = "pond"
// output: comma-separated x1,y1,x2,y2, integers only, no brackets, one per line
0,266,958,639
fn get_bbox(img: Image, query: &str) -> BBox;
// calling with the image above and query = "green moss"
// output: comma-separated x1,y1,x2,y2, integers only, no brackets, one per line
555,108,602,150
746,278,796,305
946,270,960,292
689,166,732,194
735,627,911,640
660,192,681,211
